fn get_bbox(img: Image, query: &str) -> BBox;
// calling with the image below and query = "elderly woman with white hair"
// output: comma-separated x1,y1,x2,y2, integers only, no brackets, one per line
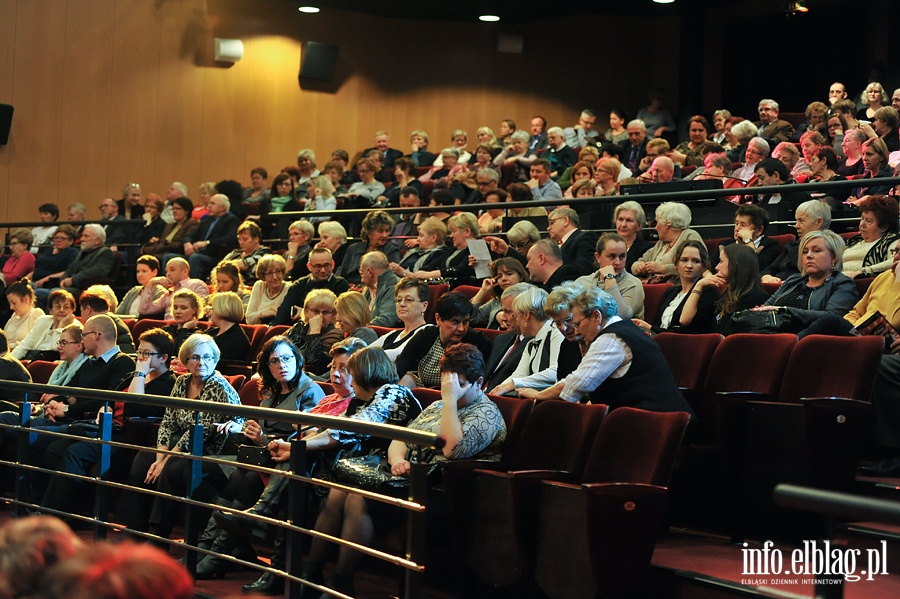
490,286,564,397
631,202,704,282
315,221,349,270
494,130,537,182
732,136,770,183
518,287,693,415
419,147,467,184
285,219,315,280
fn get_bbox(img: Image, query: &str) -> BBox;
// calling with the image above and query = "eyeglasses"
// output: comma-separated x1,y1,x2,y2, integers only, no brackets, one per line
509,240,531,250
395,297,421,305
308,263,331,270
547,218,561,226
187,354,217,364
571,317,586,328
268,354,295,366
56,339,80,347
53,236,74,241
306,308,333,316
445,318,470,327
553,316,574,330
137,351,160,359
8,241,24,246
263,270,285,278
82,331,101,339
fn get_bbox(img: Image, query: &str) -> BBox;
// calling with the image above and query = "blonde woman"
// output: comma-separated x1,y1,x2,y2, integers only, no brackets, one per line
334,291,377,344
413,212,482,285
286,288,344,375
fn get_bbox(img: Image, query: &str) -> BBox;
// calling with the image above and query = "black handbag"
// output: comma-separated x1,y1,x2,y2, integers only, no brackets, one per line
331,453,442,490
237,444,273,467
729,308,796,334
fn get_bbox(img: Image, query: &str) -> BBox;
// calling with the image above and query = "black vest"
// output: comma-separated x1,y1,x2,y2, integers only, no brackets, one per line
588,320,694,416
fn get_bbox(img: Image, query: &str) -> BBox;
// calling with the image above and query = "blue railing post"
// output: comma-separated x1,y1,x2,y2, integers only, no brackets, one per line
182,417,204,575
286,438,308,599
14,398,31,518
93,404,114,540
405,446,428,599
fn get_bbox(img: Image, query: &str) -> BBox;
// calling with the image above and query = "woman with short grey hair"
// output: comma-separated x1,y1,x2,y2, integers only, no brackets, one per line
631,202,703,282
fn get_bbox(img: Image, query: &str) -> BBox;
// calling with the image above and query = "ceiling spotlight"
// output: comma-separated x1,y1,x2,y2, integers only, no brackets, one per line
479,14,500,22
786,1,808,14
653,0,675,4
298,6,320,13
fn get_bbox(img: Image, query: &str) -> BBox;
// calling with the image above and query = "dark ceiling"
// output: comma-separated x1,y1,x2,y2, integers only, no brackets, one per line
291,0,753,23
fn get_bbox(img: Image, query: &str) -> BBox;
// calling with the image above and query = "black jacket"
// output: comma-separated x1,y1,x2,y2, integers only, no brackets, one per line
185,213,240,260
560,229,599,276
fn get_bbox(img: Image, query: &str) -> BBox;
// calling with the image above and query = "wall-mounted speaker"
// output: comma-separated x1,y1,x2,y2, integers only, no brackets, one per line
0,104,12,146
299,42,338,81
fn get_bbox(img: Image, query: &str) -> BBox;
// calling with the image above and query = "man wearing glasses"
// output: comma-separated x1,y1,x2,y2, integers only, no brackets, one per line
272,248,350,326
754,98,794,145
463,168,500,204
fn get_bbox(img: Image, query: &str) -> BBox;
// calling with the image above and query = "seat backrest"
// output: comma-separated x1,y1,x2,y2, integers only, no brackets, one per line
411,387,443,409
427,284,449,323
26,360,58,385
370,325,399,338
854,277,875,297
487,395,533,463
510,401,608,473
260,325,290,346
641,284,673,327
704,333,796,398
240,324,266,360
238,380,261,406
653,333,721,393
318,381,335,395
779,335,885,403
703,237,728,258
581,407,691,487
768,233,795,251
223,374,245,393
130,319,169,342
475,327,504,343
454,285,481,300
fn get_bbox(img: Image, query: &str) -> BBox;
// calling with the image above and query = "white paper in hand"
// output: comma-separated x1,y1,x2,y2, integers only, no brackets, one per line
467,239,492,279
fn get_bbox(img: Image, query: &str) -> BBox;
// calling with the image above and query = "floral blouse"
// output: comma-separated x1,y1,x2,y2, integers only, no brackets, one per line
157,371,244,454
404,391,506,464
327,383,423,453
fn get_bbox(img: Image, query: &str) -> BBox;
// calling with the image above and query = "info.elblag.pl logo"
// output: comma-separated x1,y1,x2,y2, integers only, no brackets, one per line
741,540,889,584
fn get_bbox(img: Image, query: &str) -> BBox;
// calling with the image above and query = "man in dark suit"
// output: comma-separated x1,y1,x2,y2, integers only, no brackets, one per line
272,248,350,325
713,204,781,273
99,198,132,251
483,283,534,390
528,116,549,153
463,168,500,205
754,99,794,144
618,120,649,173
526,239,580,293
546,127,577,179
184,193,240,280
39,223,115,308
391,187,421,241
753,158,813,221
359,131,403,170
548,208,598,276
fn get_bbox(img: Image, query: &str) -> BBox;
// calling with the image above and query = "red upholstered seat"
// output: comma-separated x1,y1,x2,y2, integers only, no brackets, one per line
777,334,884,403
641,283,673,327
130,319,169,342
768,233,795,251
654,332,722,401
238,379,260,407
26,360,58,385
426,284,449,323
453,285,481,300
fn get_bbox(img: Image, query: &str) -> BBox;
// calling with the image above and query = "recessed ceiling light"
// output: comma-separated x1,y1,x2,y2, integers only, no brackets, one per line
479,14,500,22
298,6,320,13
653,0,675,4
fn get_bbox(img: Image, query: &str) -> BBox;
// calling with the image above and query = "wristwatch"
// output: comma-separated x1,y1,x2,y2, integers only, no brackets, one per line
604,273,616,280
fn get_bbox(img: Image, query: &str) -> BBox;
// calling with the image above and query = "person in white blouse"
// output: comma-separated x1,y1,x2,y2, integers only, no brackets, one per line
246,254,290,325
3,280,44,351
12,289,77,360
490,286,564,396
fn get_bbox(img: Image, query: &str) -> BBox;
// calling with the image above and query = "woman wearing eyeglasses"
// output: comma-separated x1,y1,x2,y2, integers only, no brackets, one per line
207,292,251,362
286,289,345,375
1,229,35,299
194,335,327,579
12,289,76,361
116,333,243,543
246,254,289,325
370,278,432,360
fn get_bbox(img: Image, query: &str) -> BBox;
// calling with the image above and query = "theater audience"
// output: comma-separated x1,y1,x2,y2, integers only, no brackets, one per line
632,202,703,282
286,289,344,376
142,197,197,261
370,278,432,360
715,204,780,272
116,255,167,319
762,199,831,284
163,288,205,355
208,260,251,314
359,251,400,327
842,195,900,279
206,291,251,362
755,230,858,336
32,224,79,290
411,212,482,286
519,287,692,416
316,221,349,271
471,257,529,328
337,210,399,286
12,289,76,361
525,239,581,292
285,219,315,281
246,254,289,325
334,290,378,345
849,138,893,199
396,292,491,388
694,244,769,335
116,334,242,543
295,343,503,598
273,248,350,326
634,240,715,334
490,286,564,396
3,279,44,351
577,233,645,319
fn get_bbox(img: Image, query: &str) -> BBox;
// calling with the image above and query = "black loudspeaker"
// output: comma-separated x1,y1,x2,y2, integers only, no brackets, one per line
299,42,338,81
0,104,12,146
